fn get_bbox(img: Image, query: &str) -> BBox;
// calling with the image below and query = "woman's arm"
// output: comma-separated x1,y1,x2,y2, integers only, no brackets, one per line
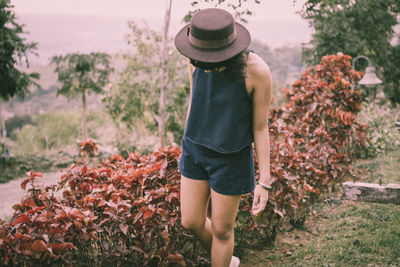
247,53,272,215
186,61,195,122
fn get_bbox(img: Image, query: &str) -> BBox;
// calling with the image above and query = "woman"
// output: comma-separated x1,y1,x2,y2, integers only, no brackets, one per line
174,8,272,267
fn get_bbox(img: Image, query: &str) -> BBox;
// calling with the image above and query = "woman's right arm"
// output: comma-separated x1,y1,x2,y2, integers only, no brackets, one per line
186,62,195,122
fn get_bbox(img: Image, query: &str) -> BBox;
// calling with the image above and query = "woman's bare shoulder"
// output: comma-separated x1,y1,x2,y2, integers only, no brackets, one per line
247,52,271,79
246,52,272,93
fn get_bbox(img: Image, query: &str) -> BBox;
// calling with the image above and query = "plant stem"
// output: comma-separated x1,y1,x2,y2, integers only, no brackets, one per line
82,90,88,142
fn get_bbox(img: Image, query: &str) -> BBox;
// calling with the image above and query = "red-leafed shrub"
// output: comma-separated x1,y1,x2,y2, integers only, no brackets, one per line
272,52,367,195
0,147,196,266
0,53,368,265
79,139,98,157
234,52,368,255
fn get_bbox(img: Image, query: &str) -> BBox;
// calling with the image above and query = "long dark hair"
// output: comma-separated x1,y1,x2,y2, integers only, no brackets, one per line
190,50,248,80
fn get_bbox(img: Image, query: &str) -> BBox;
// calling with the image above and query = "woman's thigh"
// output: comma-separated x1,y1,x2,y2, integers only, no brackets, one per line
180,175,210,227
210,189,241,238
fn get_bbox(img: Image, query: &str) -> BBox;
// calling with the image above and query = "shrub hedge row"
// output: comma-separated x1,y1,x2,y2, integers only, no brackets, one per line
0,53,367,266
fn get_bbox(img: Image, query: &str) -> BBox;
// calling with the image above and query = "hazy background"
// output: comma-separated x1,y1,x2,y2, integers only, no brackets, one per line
11,0,312,65
1,0,312,172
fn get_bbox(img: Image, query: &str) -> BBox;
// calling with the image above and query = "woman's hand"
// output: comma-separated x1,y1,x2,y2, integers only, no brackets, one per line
248,52,272,216
251,185,269,215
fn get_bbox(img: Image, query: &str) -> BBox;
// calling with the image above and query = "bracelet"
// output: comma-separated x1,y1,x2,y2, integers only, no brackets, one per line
257,181,272,191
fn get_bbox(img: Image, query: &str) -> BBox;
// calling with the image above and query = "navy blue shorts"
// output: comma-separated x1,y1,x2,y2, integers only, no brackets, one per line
178,138,255,196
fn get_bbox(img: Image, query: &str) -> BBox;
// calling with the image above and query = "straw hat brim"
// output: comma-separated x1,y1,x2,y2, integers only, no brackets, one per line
174,22,251,63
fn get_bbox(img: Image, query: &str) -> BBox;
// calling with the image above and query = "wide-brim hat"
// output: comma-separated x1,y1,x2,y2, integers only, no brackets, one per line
174,8,251,63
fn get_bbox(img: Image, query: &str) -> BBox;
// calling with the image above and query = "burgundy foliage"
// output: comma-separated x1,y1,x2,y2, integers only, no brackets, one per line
235,52,368,253
0,53,367,265
79,139,98,157
0,148,191,266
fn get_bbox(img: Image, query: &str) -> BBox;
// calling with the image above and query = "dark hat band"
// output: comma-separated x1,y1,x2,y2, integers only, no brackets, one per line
188,30,237,49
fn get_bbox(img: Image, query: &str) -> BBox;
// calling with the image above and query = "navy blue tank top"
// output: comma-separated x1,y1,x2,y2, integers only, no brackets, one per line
183,52,253,153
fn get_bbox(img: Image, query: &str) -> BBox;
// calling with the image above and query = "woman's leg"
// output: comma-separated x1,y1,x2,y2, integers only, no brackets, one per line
180,175,212,250
210,189,241,267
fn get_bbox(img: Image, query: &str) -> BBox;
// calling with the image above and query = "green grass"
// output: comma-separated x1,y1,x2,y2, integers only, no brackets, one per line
280,151,400,266
354,149,400,185
242,150,400,266
282,201,400,266
0,155,52,183
0,153,75,183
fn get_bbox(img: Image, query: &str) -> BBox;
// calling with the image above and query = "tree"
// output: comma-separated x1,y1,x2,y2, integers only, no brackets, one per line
103,21,187,147
15,111,80,155
385,37,400,103
0,0,39,101
51,53,113,142
186,0,261,23
104,0,261,148
300,0,400,103
157,0,173,147
1,0,39,156
104,0,186,148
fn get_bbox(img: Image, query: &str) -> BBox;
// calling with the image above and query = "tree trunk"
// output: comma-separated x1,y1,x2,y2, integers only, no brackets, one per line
82,90,88,142
43,131,49,155
0,101,6,153
157,0,172,147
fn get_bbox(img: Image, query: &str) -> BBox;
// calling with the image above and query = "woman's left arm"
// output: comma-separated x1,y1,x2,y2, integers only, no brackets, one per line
248,53,272,215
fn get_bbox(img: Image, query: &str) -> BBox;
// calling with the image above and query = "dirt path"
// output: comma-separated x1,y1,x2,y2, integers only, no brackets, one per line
0,171,63,220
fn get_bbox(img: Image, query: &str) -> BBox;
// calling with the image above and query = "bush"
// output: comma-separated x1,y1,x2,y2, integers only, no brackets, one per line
233,52,368,254
0,155,54,183
275,52,368,188
15,124,44,155
0,53,368,265
14,111,80,155
5,114,34,138
356,99,400,157
0,148,199,266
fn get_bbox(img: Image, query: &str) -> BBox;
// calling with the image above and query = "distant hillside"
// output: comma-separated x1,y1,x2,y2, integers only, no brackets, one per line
6,50,131,117
6,83,103,116
26,63,58,92
5,13,308,116
7,63,103,116
16,13,311,66
6,41,302,116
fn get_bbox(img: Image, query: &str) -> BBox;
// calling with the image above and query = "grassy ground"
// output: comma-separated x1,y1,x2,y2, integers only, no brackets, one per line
355,149,400,185
242,149,400,266
285,201,399,266
0,155,53,183
0,153,76,183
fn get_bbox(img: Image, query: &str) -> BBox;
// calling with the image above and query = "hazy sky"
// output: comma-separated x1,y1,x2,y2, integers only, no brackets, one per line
11,0,307,21
10,0,312,64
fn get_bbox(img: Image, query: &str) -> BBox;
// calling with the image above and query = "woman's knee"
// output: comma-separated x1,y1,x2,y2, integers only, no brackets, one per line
181,215,205,231
211,222,234,241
